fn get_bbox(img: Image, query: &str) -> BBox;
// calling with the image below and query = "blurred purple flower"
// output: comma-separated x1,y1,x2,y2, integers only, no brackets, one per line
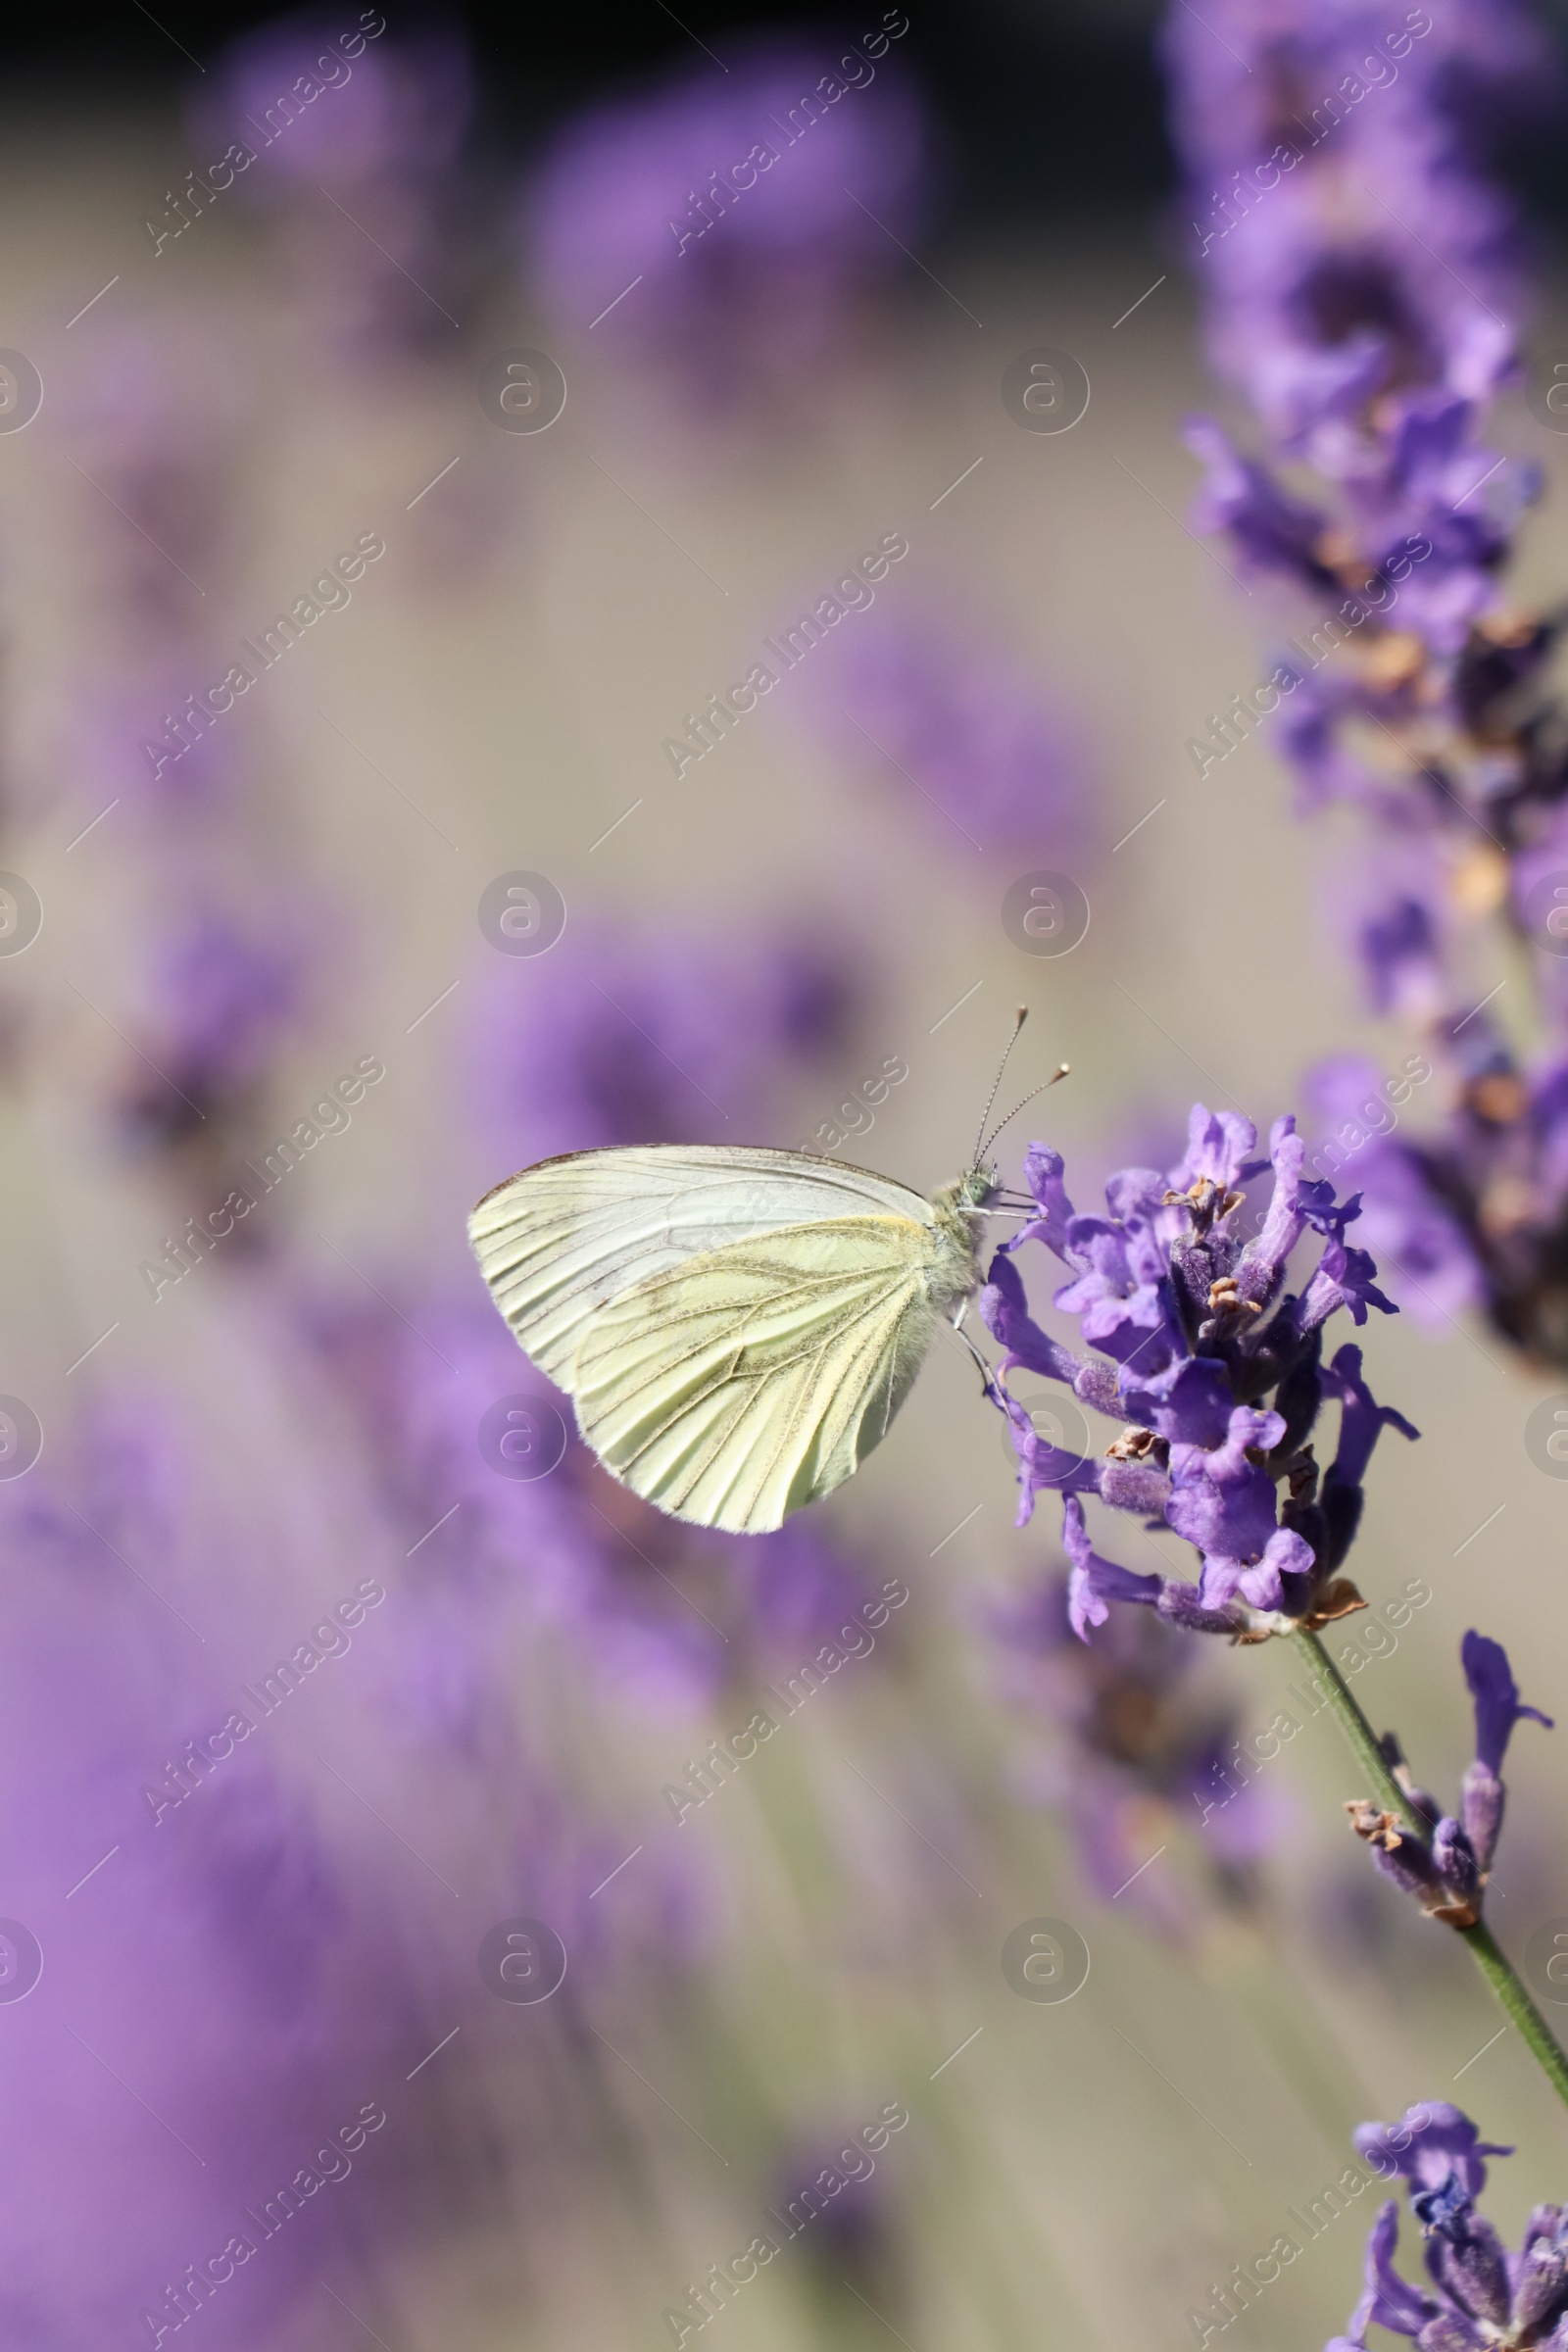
790,610,1099,858
521,34,929,398
0,1411,426,2345
60,320,249,631
192,18,475,354
194,18,470,188
1305,1037,1568,1358
306,1285,888,1719
466,924,858,1167
0,1363,722,2341
48,299,320,1194
1303,1055,1483,1329
115,909,306,1152
1353,881,1446,1022
1163,0,1545,449
769,2121,897,2298
992,1567,1282,1938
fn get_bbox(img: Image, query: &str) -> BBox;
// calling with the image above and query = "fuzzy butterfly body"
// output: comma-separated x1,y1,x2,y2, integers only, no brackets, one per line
467,1144,997,1533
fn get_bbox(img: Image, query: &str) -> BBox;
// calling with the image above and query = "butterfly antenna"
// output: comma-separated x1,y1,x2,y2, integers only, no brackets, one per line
972,1006,1029,1163
979,1063,1070,1162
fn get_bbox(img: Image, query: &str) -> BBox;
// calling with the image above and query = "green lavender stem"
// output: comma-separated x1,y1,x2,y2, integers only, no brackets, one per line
1297,1628,1568,2115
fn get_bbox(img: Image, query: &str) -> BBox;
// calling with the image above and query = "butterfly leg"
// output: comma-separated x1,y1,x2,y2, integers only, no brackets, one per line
945,1317,997,1401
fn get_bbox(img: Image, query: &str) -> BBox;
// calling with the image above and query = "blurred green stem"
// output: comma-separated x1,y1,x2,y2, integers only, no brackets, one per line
1297,1629,1568,2115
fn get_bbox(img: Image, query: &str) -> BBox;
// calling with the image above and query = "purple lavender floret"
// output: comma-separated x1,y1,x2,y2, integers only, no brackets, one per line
1458,1629,1552,1880
1323,2103,1568,2352
980,1102,1418,1642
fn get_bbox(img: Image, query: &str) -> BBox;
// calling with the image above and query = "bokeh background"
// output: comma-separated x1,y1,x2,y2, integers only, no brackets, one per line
3,1,1568,2346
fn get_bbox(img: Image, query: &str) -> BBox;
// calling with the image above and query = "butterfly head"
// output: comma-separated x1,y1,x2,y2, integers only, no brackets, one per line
929,1166,1003,1247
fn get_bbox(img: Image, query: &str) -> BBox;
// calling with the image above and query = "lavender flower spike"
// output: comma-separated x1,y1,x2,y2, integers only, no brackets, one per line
982,1103,1416,1642
1346,1633,1549,1928
1161,0,1568,1374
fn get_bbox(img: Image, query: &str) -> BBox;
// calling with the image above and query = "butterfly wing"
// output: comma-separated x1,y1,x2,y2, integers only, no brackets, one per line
468,1144,936,1394
569,1215,943,1533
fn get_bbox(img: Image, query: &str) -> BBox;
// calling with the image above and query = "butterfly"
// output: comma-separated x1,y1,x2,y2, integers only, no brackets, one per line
467,1019,1065,1535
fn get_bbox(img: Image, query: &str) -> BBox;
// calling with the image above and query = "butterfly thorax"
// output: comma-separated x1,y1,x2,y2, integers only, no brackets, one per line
924,1165,998,1306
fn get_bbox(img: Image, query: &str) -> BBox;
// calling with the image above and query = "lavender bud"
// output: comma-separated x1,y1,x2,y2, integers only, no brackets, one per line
1413,2177,1513,2329
1460,1761,1504,1879
1073,1359,1121,1417
1346,1801,1461,1914
1156,1580,1244,1636
1433,2222,1513,2330
1432,1819,1481,1911
1416,2317,1485,2352
1524,2204,1564,2255
1371,1838,1444,1904
1512,2239,1568,2337
1380,1733,1442,1831
1100,1459,1171,1515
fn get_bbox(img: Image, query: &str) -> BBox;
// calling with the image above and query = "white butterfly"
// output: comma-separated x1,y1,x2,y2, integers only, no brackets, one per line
467,1035,1065,1536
